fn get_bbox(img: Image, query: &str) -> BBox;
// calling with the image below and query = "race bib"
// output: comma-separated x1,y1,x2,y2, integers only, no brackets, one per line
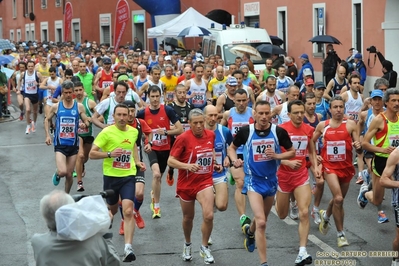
166,92,174,102
59,117,76,138
389,135,399,147
77,119,89,134
347,111,359,122
152,128,168,146
326,141,346,161
102,81,113,88
215,151,223,165
196,151,213,174
182,123,191,132
231,122,249,137
271,115,278,125
291,135,308,157
112,149,132,169
192,93,205,106
252,139,275,162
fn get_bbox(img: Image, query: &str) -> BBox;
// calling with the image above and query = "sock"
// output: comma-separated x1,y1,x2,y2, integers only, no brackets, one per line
313,206,319,212
154,203,160,209
201,245,208,250
337,231,345,237
290,201,297,207
240,214,246,221
134,197,143,211
119,202,124,219
299,247,306,254
246,226,254,236
124,243,132,252
358,172,362,177
185,242,191,246
323,212,330,221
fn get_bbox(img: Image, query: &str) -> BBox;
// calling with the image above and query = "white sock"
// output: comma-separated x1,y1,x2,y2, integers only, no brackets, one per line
154,203,160,209
124,243,132,251
299,247,306,254
313,206,319,212
323,212,329,221
337,231,345,237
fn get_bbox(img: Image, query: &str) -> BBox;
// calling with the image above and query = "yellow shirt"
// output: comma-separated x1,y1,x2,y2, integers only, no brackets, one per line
160,75,178,102
208,77,227,98
93,125,138,177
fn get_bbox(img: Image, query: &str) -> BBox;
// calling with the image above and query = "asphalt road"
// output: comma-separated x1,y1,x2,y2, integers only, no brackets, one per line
0,95,397,266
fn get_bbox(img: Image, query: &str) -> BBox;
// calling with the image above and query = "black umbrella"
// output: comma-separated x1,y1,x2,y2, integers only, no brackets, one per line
269,35,284,46
309,35,341,44
256,44,287,55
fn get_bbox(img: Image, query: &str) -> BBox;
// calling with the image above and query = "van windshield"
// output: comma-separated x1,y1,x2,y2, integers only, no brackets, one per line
223,43,271,66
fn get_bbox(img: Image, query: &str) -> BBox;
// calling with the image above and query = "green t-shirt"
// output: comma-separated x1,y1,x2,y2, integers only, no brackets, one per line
94,125,139,177
76,72,94,100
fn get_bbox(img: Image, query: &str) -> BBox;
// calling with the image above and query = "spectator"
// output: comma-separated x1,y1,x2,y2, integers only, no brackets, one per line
323,44,341,85
285,56,298,81
0,68,8,120
375,48,397,88
345,48,356,73
271,54,284,70
241,52,255,74
133,37,143,52
295,54,314,82
353,53,367,88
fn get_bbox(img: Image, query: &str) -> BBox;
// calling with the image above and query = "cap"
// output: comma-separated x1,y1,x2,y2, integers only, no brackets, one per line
354,53,362,59
226,76,238,86
117,75,129,82
162,51,167,55
299,53,309,60
303,68,312,77
371,89,384,98
305,78,314,86
103,57,111,64
196,58,204,62
314,81,326,89
123,100,136,108
172,51,179,55
164,55,172,61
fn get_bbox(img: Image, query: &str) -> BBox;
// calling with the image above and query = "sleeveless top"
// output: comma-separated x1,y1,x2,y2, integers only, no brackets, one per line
77,97,93,137
188,79,207,109
332,77,347,96
345,91,363,122
54,101,80,147
374,113,399,158
228,107,254,154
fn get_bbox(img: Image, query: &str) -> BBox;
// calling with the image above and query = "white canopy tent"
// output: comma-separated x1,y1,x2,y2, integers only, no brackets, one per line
147,7,222,38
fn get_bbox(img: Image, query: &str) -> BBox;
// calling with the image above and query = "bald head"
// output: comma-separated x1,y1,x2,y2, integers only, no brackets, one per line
204,105,219,127
337,66,346,80
204,105,218,115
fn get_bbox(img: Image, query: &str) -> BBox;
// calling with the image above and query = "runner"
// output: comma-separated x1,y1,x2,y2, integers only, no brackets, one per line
166,84,194,186
133,64,149,103
35,56,50,114
76,61,95,101
216,76,238,114
221,88,254,233
185,65,209,110
312,96,362,247
136,86,183,219
271,85,300,125
73,81,96,192
100,71,119,101
257,76,286,124
160,64,178,104
276,100,319,266
360,88,399,223
313,82,330,121
167,108,223,264
228,100,295,266
276,65,294,95
139,66,165,105
324,66,348,100
94,57,113,101
89,103,146,262
208,66,227,105
44,80,90,193
11,61,27,120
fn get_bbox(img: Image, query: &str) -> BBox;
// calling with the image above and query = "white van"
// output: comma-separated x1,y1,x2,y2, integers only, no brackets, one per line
202,24,272,75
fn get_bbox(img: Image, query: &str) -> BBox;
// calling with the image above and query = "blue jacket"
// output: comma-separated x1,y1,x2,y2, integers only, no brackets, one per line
356,61,367,85
295,61,314,82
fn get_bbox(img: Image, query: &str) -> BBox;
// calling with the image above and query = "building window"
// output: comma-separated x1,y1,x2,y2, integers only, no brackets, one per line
41,0,47,9
24,0,29,17
10,30,14,42
17,29,21,42
72,19,81,43
30,0,35,13
312,3,326,56
55,20,63,42
12,0,17,18
353,1,363,53
55,0,61,7
277,7,287,51
243,2,260,27
99,14,112,45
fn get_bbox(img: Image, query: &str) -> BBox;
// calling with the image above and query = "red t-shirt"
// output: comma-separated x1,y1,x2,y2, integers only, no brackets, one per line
278,121,314,173
170,129,215,190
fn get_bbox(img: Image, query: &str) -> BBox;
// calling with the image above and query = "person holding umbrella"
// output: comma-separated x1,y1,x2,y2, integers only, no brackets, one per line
323,44,341,85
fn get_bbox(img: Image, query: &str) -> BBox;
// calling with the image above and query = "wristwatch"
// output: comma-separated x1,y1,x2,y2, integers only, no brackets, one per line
107,151,111,158
164,129,168,136
148,141,153,146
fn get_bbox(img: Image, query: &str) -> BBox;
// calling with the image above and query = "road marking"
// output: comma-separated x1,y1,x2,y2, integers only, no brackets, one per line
0,143,46,148
271,206,297,225
308,234,339,258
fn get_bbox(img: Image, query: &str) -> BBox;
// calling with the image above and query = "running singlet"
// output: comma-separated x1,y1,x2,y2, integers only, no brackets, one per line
279,121,314,173
374,113,399,158
77,97,93,137
213,124,232,178
93,125,138,177
276,76,294,94
129,118,151,161
261,92,283,124
95,97,118,125
208,77,227,98
332,77,347,96
188,79,207,109
23,71,39,95
277,102,290,125
54,101,80,147
243,124,281,179
37,64,50,78
228,107,254,154
144,105,171,151
321,119,353,170
315,99,330,121
345,91,363,122
46,77,62,106
148,80,165,104
99,69,113,89
160,75,178,102
168,102,193,132
135,77,148,101
223,93,235,111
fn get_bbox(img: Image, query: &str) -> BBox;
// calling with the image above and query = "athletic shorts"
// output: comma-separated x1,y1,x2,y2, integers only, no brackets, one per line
24,93,39,105
323,166,355,183
364,151,375,159
242,175,277,199
176,183,213,202
38,89,46,101
277,167,310,193
80,136,94,145
103,175,136,205
54,145,79,157
147,150,170,174
135,171,145,184
213,174,227,185
372,155,388,177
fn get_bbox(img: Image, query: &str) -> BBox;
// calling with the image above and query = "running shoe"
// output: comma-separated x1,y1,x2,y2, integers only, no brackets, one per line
150,190,155,211
378,211,389,224
199,246,215,264
361,169,371,185
72,171,77,178
119,220,124,235
318,210,330,235
134,211,145,229
243,224,255,252
19,112,24,121
357,184,369,209
208,236,213,245
25,125,30,134
289,203,299,220
295,252,312,266
31,121,36,132
166,168,174,186
182,244,193,261
260,263,269,266
152,207,161,219
311,209,321,225
355,174,364,185
123,246,136,262
77,181,84,192
52,171,60,186
337,235,349,247
240,215,251,234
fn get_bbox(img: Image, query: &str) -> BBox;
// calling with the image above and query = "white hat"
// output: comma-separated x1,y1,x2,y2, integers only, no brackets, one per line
164,55,172,61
